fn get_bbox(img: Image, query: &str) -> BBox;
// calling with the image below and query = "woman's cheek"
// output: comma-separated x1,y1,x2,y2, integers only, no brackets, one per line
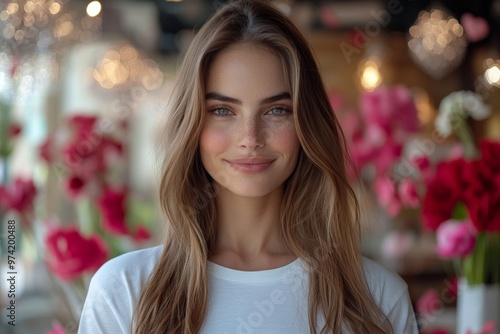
200,124,231,153
270,123,300,152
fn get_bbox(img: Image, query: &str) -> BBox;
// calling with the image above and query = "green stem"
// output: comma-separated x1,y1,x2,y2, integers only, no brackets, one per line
450,109,477,159
488,233,500,284
0,99,12,167
463,232,500,285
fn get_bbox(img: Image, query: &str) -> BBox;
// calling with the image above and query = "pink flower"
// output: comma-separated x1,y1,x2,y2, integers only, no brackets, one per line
399,178,420,207
447,143,464,160
412,155,430,171
381,230,415,259
360,85,419,135
436,220,476,259
465,321,495,334
132,224,151,243
45,225,108,281
0,177,37,214
417,288,441,315
46,322,66,334
349,86,419,178
69,115,98,137
411,155,434,184
421,330,451,334
98,186,129,235
374,176,402,217
39,137,54,163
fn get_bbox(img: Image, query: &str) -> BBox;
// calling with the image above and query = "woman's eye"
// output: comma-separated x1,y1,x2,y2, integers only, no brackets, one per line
210,108,232,116
267,107,289,116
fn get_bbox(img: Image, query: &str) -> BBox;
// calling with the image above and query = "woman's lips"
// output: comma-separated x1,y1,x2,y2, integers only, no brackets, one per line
226,158,275,174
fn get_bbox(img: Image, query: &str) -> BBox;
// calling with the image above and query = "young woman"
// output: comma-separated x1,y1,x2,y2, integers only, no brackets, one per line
78,1,418,333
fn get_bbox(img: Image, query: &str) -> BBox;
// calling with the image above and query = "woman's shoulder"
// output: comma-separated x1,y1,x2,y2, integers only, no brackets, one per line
361,257,409,308
88,245,164,294
362,258,419,332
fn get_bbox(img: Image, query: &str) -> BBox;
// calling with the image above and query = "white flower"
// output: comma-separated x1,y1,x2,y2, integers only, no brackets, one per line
462,91,490,120
436,91,491,137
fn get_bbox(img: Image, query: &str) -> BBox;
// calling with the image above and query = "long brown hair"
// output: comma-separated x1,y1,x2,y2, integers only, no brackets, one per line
134,1,393,333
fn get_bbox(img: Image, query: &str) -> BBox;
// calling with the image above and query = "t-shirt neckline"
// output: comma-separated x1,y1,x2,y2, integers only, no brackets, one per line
207,258,304,283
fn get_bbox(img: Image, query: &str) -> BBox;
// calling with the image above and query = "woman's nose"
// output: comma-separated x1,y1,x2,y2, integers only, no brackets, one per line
237,117,265,150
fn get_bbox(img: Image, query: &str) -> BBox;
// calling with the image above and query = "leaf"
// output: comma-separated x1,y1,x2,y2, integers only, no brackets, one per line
451,202,468,220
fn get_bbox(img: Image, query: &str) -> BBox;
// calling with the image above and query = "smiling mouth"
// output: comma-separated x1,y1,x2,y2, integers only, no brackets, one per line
226,159,275,174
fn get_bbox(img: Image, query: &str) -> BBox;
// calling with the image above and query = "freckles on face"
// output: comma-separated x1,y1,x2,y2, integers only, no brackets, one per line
199,44,300,198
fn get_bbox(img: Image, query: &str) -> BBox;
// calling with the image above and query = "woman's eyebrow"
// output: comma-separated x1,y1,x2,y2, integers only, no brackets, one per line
205,92,291,105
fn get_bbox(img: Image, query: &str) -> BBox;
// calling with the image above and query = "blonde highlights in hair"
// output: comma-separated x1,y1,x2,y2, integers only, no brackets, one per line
134,1,393,333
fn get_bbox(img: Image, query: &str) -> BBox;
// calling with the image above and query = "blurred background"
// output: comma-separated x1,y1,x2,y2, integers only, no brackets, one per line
1,0,500,333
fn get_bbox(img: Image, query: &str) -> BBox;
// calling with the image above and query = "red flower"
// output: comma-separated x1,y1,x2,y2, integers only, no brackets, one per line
69,115,98,137
62,132,122,181
132,224,151,242
479,140,500,174
65,175,87,199
39,137,54,163
461,141,500,232
8,123,22,138
45,226,108,281
465,189,500,232
422,159,466,230
98,187,129,235
0,177,37,213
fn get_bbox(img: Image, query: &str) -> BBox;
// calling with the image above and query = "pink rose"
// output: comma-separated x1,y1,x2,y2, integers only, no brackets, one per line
417,288,441,315
399,178,420,207
98,186,128,235
436,220,476,259
0,177,37,214
45,226,108,281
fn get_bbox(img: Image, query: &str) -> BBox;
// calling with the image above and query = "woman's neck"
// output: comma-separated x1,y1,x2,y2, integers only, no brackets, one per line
210,185,295,270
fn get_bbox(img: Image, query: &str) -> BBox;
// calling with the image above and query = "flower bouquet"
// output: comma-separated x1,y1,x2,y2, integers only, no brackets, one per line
421,91,500,283
38,114,155,329
420,91,500,334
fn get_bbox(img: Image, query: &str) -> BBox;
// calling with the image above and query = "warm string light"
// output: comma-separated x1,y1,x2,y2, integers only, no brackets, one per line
407,9,467,79
358,59,382,91
0,0,101,57
91,43,164,91
86,1,101,18
483,58,500,87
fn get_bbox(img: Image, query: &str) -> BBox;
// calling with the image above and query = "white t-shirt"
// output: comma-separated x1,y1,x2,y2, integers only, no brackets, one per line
77,246,418,333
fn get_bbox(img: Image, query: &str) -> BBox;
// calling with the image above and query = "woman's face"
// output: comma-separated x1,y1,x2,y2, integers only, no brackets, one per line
199,44,300,198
